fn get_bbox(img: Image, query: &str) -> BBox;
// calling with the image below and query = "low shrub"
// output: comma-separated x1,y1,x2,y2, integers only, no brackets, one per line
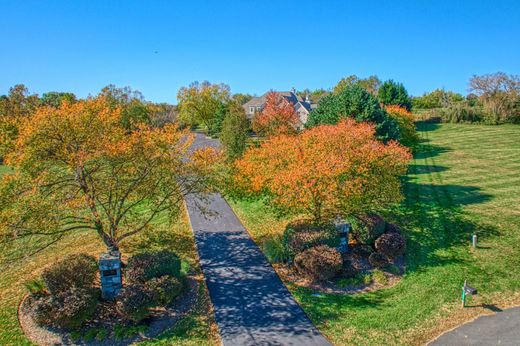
125,250,182,284
439,103,484,123
375,232,406,259
117,284,155,322
337,272,372,287
28,294,55,327
362,273,373,285
371,269,389,285
385,264,401,275
263,236,291,263
368,252,388,268
146,275,184,306
96,328,108,341
348,214,386,245
29,288,99,330
282,219,337,258
294,245,342,282
24,279,46,295
114,325,148,340
41,253,98,295
84,328,98,342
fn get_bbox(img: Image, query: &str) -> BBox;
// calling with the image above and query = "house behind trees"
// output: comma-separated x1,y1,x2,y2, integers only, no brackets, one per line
243,89,317,128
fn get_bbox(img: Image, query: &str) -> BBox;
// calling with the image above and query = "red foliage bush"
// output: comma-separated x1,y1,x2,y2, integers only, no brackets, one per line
375,232,406,259
294,245,342,282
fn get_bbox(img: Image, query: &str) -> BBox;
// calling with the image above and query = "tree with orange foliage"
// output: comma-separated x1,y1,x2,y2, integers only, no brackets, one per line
252,92,299,136
235,119,411,222
384,105,419,148
0,97,221,262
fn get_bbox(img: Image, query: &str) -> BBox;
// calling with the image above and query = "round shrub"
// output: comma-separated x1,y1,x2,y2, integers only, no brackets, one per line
29,288,98,330
294,245,342,282
116,284,155,322
146,275,184,306
348,214,386,245
41,253,98,295
28,294,55,327
375,233,406,259
125,250,181,284
282,219,337,258
53,288,99,330
368,252,388,268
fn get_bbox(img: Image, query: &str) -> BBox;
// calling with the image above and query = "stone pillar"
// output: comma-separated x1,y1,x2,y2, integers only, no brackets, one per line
99,250,122,300
336,222,350,254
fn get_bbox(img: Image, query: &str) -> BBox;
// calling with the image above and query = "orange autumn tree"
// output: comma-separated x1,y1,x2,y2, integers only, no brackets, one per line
384,105,419,148
0,97,221,261
252,91,299,136
235,119,411,222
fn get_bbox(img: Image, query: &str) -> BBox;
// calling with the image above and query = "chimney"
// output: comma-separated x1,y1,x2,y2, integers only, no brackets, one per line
291,87,296,95
305,94,310,103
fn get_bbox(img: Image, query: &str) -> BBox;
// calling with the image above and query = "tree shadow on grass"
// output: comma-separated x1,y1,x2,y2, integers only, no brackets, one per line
413,143,450,160
416,121,442,132
412,165,449,174
396,180,497,274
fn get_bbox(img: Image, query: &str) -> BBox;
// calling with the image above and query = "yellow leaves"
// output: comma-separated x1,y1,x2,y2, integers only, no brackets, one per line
385,105,420,148
7,96,126,169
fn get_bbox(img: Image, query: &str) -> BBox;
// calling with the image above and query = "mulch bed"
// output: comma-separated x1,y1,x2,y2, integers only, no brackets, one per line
273,253,406,295
18,275,201,346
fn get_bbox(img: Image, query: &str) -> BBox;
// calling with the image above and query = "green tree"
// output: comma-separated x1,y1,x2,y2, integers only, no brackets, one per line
334,75,381,96
297,88,330,102
307,85,400,142
469,72,520,123
40,92,77,107
208,102,227,136
220,102,249,160
0,84,40,160
99,85,152,131
177,81,230,130
0,84,40,118
378,80,412,111
412,89,464,109
232,93,253,105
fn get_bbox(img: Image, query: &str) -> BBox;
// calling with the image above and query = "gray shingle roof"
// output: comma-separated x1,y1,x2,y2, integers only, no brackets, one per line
243,91,315,113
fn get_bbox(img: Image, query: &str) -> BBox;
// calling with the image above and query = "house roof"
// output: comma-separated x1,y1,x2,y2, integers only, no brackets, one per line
243,91,315,112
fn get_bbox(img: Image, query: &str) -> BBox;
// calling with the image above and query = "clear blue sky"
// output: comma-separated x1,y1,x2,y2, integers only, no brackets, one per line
1,0,519,103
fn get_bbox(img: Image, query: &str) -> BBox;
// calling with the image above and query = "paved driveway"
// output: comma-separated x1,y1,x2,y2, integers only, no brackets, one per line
429,307,520,346
185,133,331,346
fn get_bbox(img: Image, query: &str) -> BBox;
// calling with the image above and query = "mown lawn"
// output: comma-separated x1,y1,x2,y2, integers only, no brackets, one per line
230,122,520,345
0,170,219,346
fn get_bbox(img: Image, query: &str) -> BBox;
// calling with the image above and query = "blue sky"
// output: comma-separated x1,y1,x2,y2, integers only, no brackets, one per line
1,0,519,103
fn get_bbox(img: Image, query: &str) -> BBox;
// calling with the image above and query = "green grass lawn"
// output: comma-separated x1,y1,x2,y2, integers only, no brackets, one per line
230,122,520,345
0,169,219,346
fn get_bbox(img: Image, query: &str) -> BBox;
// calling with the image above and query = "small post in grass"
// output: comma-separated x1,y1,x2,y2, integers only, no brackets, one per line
461,280,478,308
472,234,478,249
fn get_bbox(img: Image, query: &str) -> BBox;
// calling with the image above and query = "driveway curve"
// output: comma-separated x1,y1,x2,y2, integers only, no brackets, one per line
429,306,520,346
